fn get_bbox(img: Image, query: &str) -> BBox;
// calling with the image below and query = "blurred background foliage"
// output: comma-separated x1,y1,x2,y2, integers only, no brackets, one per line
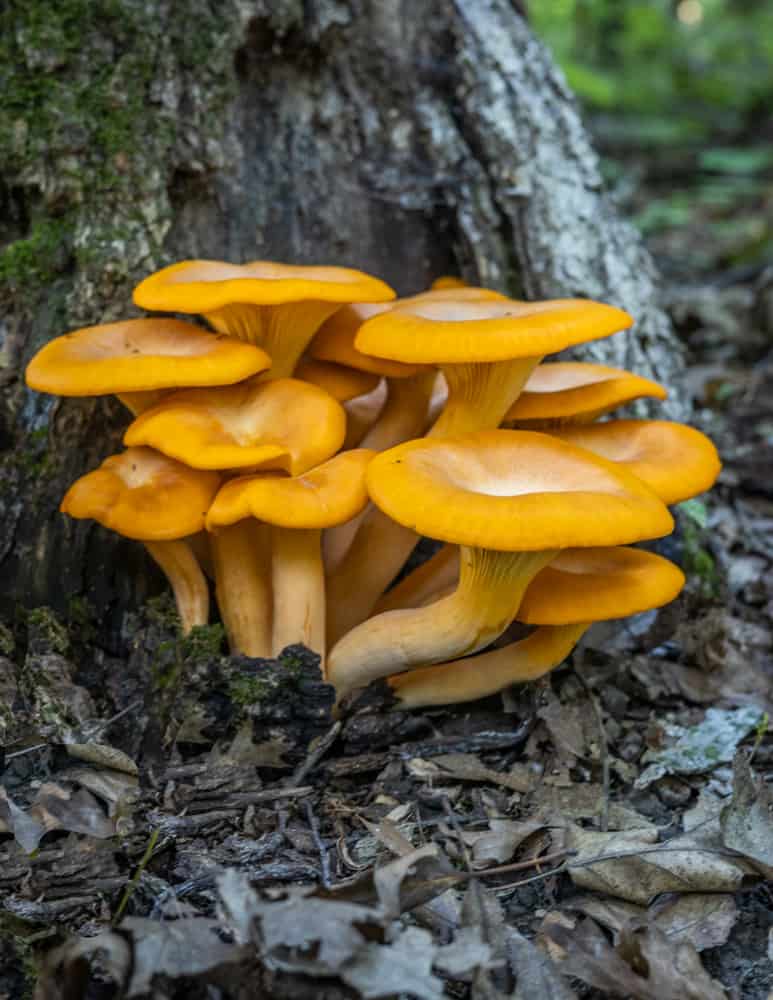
531,0,773,276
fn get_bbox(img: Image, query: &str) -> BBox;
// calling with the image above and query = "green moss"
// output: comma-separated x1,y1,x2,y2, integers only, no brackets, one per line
0,219,73,288
679,499,721,599
25,606,70,655
229,672,274,706
0,623,14,657
181,623,226,664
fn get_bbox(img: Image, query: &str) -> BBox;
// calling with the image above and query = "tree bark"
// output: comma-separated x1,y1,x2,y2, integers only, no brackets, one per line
0,0,686,636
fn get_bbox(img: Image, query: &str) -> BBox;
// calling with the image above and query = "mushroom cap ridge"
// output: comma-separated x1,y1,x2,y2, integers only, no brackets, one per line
133,259,395,312
519,546,685,625
61,447,220,541
551,419,722,505
26,319,272,396
365,430,673,551
206,449,375,530
356,298,633,365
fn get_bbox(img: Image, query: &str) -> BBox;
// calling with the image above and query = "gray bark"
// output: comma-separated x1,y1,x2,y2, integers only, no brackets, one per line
0,0,686,632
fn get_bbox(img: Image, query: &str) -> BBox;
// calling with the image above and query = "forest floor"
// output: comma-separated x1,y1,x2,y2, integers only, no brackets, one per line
1,170,772,999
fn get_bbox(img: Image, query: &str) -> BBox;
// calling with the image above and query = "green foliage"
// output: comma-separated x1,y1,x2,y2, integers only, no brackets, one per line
532,0,773,137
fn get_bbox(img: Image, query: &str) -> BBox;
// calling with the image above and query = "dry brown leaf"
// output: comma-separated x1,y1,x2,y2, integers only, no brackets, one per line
720,751,773,878
409,753,532,792
566,825,746,904
463,819,544,868
570,892,738,952
506,929,577,1000
545,917,728,1000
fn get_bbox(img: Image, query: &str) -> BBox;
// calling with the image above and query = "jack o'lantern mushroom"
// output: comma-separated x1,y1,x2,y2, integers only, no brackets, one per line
123,376,346,474
502,362,667,428
132,260,395,379
327,431,673,703
124,377,347,657
206,449,374,665
389,546,685,708
60,447,220,633
326,295,634,644
295,359,381,402
25,318,272,415
550,420,721,505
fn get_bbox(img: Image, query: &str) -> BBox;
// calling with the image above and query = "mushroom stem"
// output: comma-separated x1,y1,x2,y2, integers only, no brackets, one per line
210,521,272,656
328,547,557,699
327,360,542,636
144,539,210,634
374,544,459,614
326,515,419,646
271,527,325,662
388,623,589,708
324,372,436,574
359,371,437,451
205,302,341,379
428,357,541,438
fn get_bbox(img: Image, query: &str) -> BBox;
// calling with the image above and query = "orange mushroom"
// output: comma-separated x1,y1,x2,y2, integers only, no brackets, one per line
295,359,380,402
327,431,673,703
25,318,272,415
503,362,668,427
206,450,374,665
326,296,635,645
124,377,346,473
550,420,722,505
389,547,685,708
132,260,395,379
124,378,346,658
60,448,220,632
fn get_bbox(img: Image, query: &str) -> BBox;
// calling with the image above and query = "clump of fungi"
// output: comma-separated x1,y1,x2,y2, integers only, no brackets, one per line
26,259,721,710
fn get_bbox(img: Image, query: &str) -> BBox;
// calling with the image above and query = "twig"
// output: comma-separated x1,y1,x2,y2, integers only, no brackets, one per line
305,799,332,889
288,720,342,787
113,827,160,924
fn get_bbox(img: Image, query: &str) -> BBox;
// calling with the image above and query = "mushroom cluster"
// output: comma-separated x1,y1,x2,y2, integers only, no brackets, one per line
25,261,720,709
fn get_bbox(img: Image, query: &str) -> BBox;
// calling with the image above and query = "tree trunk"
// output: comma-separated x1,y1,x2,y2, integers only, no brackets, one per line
0,0,686,638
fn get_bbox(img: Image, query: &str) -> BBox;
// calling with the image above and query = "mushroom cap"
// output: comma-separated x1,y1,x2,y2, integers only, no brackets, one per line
355,298,633,365
550,420,722,505
519,546,685,625
366,430,673,551
504,362,667,424
206,449,375,531
310,303,424,378
295,359,381,401
133,259,395,313
124,376,346,474
61,447,219,541
25,319,272,396
430,276,468,290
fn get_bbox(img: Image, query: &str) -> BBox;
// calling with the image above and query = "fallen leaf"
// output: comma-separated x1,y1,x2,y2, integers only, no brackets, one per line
570,892,738,951
434,925,492,978
0,787,45,852
545,917,727,1000
341,927,446,1000
720,751,773,877
218,870,377,973
463,819,544,868
566,825,746,904
411,753,532,792
506,929,577,999
30,784,115,840
636,706,765,788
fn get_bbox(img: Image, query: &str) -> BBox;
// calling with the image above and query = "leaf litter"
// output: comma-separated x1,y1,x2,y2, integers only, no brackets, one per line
7,330,773,998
